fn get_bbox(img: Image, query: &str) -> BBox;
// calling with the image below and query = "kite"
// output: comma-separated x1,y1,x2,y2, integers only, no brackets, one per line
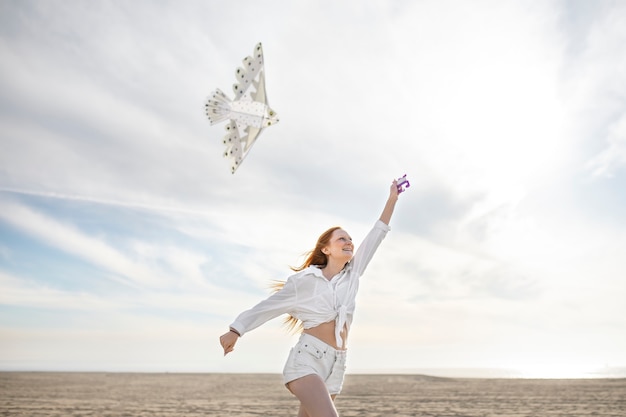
205,42,279,173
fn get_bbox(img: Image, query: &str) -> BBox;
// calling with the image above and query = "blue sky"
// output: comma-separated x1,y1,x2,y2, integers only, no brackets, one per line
1,0,625,378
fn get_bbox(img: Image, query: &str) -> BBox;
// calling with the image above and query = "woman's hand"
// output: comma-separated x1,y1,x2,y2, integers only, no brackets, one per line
219,330,239,356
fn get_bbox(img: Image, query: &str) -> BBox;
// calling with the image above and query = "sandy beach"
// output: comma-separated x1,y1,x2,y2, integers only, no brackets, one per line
1,372,624,416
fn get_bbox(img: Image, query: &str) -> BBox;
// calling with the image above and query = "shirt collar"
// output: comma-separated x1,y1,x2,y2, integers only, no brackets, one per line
306,263,353,280
305,265,327,279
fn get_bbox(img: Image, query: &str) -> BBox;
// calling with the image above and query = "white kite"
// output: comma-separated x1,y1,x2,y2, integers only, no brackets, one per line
205,42,279,173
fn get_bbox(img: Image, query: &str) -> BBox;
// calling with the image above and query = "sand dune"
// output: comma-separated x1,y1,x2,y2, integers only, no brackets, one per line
1,372,624,416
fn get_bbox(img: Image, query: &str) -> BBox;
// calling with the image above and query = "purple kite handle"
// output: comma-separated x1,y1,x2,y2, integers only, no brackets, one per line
396,174,410,194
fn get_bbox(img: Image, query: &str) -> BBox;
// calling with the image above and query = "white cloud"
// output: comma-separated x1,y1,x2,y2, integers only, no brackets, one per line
0,198,165,288
587,113,626,177
559,1,626,177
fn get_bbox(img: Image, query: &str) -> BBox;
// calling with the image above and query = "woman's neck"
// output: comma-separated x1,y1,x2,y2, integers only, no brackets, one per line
321,260,346,280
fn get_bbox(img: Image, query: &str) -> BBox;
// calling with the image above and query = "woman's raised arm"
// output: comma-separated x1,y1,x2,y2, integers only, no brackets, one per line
379,179,400,226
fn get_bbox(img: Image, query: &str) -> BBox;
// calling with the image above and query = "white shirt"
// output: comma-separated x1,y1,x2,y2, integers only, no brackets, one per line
230,220,390,347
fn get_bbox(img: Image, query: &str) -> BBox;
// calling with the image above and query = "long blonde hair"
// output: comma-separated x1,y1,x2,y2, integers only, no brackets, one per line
272,226,342,332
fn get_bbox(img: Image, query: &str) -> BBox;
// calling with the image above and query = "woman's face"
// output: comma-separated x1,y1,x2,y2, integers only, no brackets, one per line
323,229,354,262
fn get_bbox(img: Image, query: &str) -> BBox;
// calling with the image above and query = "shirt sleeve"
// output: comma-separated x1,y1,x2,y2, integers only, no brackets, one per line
349,219,390,277
229,276,298,337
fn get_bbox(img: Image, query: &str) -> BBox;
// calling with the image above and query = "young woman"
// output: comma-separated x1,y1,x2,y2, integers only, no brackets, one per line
219,179,401,417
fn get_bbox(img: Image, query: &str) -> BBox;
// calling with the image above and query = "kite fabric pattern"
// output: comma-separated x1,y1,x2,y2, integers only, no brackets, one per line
205,43,279,173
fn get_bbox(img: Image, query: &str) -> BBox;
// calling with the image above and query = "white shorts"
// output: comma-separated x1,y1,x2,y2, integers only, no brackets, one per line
282,333,347,395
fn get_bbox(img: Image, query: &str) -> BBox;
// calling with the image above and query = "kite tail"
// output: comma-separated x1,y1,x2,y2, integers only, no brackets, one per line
205,89,232,125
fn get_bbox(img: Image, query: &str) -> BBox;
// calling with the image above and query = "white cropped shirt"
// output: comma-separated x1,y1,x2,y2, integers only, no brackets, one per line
229,220,390,347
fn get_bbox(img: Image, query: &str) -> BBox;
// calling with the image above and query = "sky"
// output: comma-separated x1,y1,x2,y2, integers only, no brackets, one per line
0,0,625,378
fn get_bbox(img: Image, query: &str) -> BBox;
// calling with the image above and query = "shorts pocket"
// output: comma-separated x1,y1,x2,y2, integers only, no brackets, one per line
295,340,325,365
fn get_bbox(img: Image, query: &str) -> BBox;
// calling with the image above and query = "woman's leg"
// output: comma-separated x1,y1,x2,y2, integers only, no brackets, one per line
288,374,338,417
296,395,337,417
296,404,309,417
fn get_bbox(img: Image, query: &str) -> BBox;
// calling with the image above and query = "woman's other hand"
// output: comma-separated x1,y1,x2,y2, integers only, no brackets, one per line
219,330,239,356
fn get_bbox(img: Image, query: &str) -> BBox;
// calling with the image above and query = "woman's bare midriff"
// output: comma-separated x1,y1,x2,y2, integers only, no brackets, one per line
303,320,348,350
